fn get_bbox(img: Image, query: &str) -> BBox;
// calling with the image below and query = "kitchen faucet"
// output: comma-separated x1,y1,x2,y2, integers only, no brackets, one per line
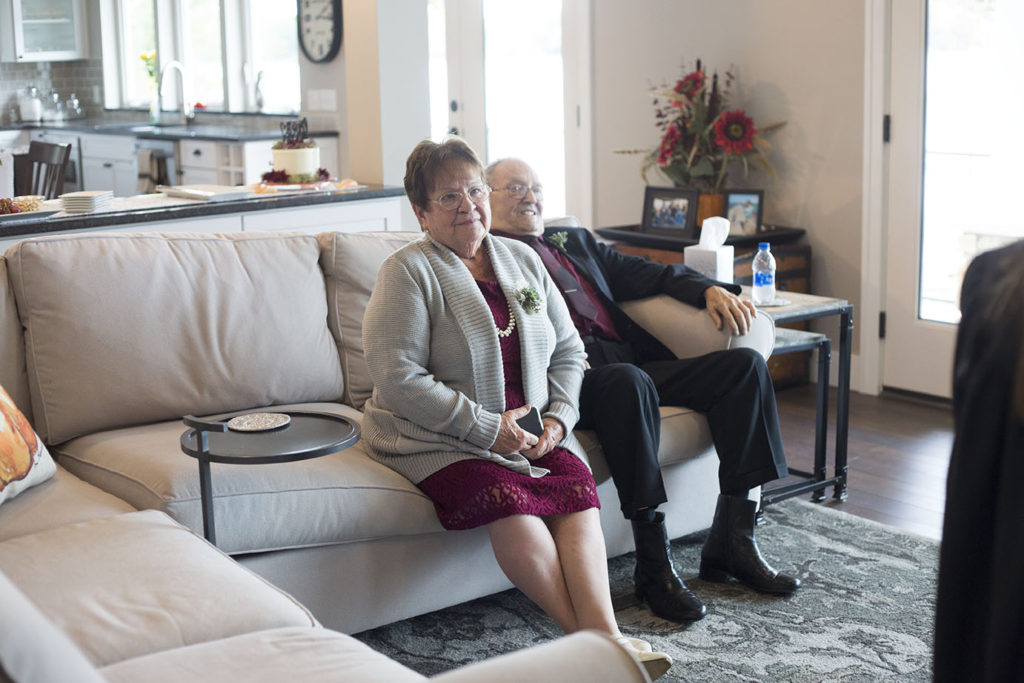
157,60,195,125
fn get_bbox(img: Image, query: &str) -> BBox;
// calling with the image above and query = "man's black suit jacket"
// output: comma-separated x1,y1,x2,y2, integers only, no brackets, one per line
541,226,741,364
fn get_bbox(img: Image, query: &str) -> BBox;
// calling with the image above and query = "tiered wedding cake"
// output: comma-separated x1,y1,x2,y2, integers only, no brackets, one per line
266,118,324,183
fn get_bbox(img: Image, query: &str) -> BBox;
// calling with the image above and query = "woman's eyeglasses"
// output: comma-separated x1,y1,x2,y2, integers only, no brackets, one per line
492,184,543,200
433,184,491,211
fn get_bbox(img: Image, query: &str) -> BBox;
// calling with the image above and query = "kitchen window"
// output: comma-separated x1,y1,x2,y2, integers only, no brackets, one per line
100,0,300,115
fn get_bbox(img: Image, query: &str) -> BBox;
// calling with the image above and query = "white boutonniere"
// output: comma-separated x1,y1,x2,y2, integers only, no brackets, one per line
516,285,543,314
547,231,569,252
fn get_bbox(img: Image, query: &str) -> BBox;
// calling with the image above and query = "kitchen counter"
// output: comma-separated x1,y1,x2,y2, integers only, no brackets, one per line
0,184,406,243
1,119,339,143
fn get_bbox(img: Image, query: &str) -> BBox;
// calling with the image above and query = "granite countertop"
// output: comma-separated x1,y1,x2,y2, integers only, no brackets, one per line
0,185,405,240
1,119,339,143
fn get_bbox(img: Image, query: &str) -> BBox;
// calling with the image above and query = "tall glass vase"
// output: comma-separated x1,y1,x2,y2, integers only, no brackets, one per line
149,84,161,125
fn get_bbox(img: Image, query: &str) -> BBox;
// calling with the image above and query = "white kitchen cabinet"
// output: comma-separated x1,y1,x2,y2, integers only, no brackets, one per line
241,197,403,234
180,139,259,187
0,0,88,62
79,134,138,197
178,137,339,187
177,140,220,185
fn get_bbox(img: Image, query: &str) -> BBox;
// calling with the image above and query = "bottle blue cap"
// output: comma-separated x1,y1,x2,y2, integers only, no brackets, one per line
758,242,769,250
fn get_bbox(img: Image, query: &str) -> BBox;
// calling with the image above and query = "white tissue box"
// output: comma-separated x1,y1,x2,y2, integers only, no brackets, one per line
684,245,734,283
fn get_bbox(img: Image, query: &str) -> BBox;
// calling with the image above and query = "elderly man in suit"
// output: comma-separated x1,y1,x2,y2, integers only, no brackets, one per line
486,158,801,622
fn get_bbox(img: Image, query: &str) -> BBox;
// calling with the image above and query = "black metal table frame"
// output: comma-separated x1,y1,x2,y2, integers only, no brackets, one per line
180,411,360,545
761,303,855,508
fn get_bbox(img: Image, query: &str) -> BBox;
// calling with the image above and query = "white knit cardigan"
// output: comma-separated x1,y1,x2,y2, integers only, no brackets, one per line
360,232,588,484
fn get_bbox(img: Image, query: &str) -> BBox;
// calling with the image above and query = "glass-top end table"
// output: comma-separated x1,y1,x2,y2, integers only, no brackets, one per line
180,410,360,546
743,287,855,509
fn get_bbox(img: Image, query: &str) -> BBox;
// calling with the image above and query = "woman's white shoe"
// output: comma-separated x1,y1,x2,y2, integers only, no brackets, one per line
614,636,672,680
625,636,652,652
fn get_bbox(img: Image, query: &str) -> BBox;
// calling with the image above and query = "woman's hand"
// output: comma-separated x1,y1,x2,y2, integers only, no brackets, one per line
522,417,566,460
492,405,540,455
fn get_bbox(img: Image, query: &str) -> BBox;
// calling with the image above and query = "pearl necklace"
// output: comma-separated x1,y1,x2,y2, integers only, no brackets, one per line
496,301,517,338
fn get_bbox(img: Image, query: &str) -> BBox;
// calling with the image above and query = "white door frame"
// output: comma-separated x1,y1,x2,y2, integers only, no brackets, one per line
857,0,890,396
881,0,957,399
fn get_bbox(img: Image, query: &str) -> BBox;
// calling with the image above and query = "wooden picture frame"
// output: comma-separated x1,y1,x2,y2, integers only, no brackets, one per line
640,186,699,237
723,189,764,236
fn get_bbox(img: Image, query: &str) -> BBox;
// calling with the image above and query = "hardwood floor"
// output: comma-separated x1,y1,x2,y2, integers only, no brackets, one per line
771,383,954,540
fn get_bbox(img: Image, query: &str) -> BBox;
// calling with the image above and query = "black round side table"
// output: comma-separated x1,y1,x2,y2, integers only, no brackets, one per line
180,410,360,546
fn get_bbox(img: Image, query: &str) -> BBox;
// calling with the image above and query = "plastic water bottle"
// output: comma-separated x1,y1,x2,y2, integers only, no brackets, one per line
751,242,776,305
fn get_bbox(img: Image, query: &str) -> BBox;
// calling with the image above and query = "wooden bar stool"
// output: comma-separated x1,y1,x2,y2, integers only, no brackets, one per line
24,141,73,199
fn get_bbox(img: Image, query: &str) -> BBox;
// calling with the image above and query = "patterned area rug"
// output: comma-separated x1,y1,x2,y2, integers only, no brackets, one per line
354,499,938,681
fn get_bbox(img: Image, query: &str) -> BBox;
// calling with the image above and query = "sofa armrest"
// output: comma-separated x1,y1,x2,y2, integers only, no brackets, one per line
429,631,648,682
620,295,775,360
0,571,105,683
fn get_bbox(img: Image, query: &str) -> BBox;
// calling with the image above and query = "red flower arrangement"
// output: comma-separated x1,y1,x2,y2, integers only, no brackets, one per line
622,59,784,192
714,109,756,155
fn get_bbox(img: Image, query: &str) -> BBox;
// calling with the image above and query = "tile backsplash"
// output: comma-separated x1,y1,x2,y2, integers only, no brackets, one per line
0,60,105,124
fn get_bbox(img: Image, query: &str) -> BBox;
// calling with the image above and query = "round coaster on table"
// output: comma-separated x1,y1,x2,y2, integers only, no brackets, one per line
226,412,291,432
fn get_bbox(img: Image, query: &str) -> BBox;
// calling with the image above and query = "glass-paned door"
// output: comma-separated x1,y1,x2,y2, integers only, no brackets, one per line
884,0,1024,398
434,0,567,218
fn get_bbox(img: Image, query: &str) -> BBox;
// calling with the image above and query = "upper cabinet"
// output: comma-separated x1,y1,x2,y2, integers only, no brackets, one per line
0,0,88,62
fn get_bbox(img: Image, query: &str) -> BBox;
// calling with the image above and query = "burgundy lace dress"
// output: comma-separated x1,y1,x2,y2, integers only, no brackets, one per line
417,280,600,530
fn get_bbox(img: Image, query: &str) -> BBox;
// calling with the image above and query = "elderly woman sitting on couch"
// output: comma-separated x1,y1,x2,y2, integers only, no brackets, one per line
359,136,671,680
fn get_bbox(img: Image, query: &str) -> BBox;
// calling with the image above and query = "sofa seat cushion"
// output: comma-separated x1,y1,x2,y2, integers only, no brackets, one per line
6,232,345,444
55,402,444,555
0,510,317,667
579,405,715,485
100,627,427,683
0,465,134,542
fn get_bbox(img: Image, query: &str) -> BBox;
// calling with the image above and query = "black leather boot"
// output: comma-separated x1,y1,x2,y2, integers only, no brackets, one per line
632,512,707,621
699,494,801,594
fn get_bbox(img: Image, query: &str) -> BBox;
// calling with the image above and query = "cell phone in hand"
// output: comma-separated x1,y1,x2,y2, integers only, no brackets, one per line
515,406,544,437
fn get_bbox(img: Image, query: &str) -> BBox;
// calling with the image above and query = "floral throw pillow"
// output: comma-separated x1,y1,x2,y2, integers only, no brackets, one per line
0,384,55,506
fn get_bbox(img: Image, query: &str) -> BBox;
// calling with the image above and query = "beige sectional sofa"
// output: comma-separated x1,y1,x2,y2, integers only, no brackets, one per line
0,229,773,680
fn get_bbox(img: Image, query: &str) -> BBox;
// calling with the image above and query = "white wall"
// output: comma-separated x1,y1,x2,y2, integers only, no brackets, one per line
300,0,430,229
591,0,866,354
299,0,872,370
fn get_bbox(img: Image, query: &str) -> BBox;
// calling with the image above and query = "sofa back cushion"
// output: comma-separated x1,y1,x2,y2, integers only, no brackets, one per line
0,255,31,425
6,232,344,444
318,230,423,409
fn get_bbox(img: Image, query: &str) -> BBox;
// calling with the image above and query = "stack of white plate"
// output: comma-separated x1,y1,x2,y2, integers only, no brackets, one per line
60,190,113,213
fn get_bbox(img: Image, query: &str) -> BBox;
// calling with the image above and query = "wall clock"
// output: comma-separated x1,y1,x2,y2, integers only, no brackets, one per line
298,0,343,64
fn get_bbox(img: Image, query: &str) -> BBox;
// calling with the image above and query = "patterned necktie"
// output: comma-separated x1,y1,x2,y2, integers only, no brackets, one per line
530,237,600,322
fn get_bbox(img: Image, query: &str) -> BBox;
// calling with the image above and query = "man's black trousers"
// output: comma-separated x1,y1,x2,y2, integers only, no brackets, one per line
575,346,788,516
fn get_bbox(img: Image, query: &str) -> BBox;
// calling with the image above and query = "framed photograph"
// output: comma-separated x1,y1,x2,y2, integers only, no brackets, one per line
724,189,764,236
640,186,699,237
